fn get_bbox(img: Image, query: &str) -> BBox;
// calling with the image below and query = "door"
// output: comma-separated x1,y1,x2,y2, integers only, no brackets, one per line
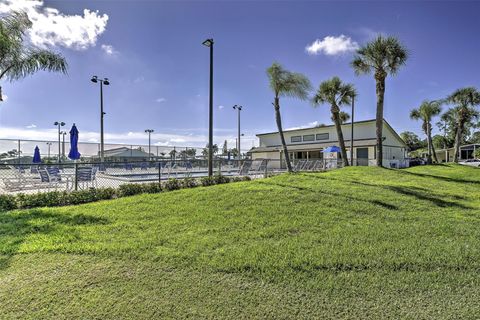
356,148,369,166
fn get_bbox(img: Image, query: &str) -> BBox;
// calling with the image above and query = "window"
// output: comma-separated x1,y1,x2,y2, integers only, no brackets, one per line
291,136,301,143
303,134,314,142
316,133,329,140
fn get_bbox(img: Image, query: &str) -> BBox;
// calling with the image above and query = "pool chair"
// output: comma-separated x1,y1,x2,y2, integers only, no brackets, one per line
46,167,62,183
76,167,97,189
140,162,148,171
30,166,39,174
124,163,133,171
38,168,62,189
2,167,40,191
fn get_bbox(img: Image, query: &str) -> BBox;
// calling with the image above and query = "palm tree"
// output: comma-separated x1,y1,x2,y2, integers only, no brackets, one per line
267,62,311,172
337,111,350,124
0,11,67,101
445,87,480,162
410,100,442,164
313,77,356,166
351,36,408,166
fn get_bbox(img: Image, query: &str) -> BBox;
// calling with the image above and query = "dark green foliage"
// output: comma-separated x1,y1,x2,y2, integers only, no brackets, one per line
118,184,144,197
200,176,216,186
0,194,16,211
164,178,181,191
181,177,197,188
213,174,230,184
140,183,162,194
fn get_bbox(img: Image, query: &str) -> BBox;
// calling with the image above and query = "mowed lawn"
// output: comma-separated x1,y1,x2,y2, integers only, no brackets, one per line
1,164,479,319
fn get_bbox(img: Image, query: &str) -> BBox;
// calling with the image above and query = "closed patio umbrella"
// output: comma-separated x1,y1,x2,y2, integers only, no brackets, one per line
32,146,41,163
68,124,81,160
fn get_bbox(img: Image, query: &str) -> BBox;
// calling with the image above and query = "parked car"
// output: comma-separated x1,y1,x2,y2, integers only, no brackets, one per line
459,159,480,167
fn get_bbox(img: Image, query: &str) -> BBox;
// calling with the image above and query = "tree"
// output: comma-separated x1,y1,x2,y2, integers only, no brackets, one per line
267,62,311,172
470,131,480,144
313,77,356,166
202,143,218,158
222,140,228,155
0,11,68,101
432,134,447,150
410,100,442,164
351,36,408,166
475,148,480,159
445,87,480,162
337,111,350,124
400,131,424,151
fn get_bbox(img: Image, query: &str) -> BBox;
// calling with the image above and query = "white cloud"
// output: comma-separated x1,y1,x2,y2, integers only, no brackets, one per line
156,98,166,103
305,35,359,56
0,126,259,152
26,124,37,129
0,0,109,50
101,44,118,56
218,105,224,110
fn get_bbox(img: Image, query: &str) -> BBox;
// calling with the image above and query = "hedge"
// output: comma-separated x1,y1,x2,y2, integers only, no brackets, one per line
0,175,252,212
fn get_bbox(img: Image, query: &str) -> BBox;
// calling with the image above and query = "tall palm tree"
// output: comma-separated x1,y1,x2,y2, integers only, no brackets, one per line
267,62,311,172
445,87,480,162
0,11,67,101
313,77,356,167
351,36,408,166
410,100,442,164
337,111,350,124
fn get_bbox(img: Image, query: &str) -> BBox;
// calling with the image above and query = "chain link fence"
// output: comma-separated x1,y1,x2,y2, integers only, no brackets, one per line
0,158,353,195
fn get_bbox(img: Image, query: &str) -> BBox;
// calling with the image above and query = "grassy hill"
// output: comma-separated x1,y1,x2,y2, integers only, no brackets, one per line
1,164,479,319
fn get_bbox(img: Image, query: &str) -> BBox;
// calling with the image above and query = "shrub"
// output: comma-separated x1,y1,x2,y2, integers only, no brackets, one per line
200,176,215,186
164,178,181,191
118,184,144,197
66,189,99,205
214,174,230,184
141,183,162,194
0,194,17,211
95,187,117,200
181,177,197,189
16,191,65,209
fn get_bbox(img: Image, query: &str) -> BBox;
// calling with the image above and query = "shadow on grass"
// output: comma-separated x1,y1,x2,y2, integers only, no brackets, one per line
398,170,480,185
0,209,109,270
258,180,398,211
302,174,471,210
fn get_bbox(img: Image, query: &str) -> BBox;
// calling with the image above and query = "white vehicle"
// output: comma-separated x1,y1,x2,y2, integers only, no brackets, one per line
459,159,480,167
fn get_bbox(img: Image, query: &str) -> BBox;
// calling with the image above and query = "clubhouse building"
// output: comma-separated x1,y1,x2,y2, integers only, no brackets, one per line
249,119,408,168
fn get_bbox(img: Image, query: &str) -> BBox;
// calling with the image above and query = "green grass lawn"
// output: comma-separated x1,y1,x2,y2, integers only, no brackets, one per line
1,164,479,319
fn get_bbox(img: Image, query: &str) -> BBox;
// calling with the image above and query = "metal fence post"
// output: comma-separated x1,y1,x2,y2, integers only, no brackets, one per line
74,162,78,191
264,159,268,178
158,161,162,186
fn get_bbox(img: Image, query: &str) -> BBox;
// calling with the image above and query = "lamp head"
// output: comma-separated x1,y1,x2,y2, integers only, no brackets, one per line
103,78,110,85
91,75,98,83
202,38,213,47
54,121,58,125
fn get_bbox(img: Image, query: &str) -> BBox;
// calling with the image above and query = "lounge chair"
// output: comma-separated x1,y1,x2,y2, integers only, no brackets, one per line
76,167,97,189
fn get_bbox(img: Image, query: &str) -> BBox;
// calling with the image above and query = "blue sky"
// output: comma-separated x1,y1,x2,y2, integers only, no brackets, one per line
0,0,479,151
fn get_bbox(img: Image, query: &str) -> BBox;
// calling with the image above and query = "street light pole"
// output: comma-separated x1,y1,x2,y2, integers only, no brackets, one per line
233,105,243,160
91,76,110,163
61,131,66,160
202,38,214,177
54,121,65,163
145,129,154,160
350,96,355,165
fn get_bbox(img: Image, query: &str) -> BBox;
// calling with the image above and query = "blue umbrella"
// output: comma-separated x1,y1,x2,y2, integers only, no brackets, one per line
32,146,41,163
323,146,341,153
68,124,81,160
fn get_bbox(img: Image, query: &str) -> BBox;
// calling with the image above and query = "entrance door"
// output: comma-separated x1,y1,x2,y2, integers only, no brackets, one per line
356,148,369,166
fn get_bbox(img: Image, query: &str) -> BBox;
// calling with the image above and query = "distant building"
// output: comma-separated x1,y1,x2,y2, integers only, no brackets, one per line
249,119,407,168
101,147,153,161
434,144,480,162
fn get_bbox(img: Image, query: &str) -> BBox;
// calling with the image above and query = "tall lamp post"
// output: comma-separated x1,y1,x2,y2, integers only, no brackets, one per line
202,38,214,176
46,142,52,160
350,96,355,165
145,129,154,160
91,76,110,163
61,131,67,160
235,133,244,160
54,121,65,163
233,105,243,160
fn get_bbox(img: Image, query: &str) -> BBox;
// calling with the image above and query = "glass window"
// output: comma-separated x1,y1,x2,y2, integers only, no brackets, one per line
316,133,329,140
291,136,301,143
303,134,315,142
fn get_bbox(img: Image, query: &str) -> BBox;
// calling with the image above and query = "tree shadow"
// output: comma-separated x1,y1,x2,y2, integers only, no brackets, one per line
0,209,109,270
257,180,398,211
301,174,471,210
398,170,480,185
